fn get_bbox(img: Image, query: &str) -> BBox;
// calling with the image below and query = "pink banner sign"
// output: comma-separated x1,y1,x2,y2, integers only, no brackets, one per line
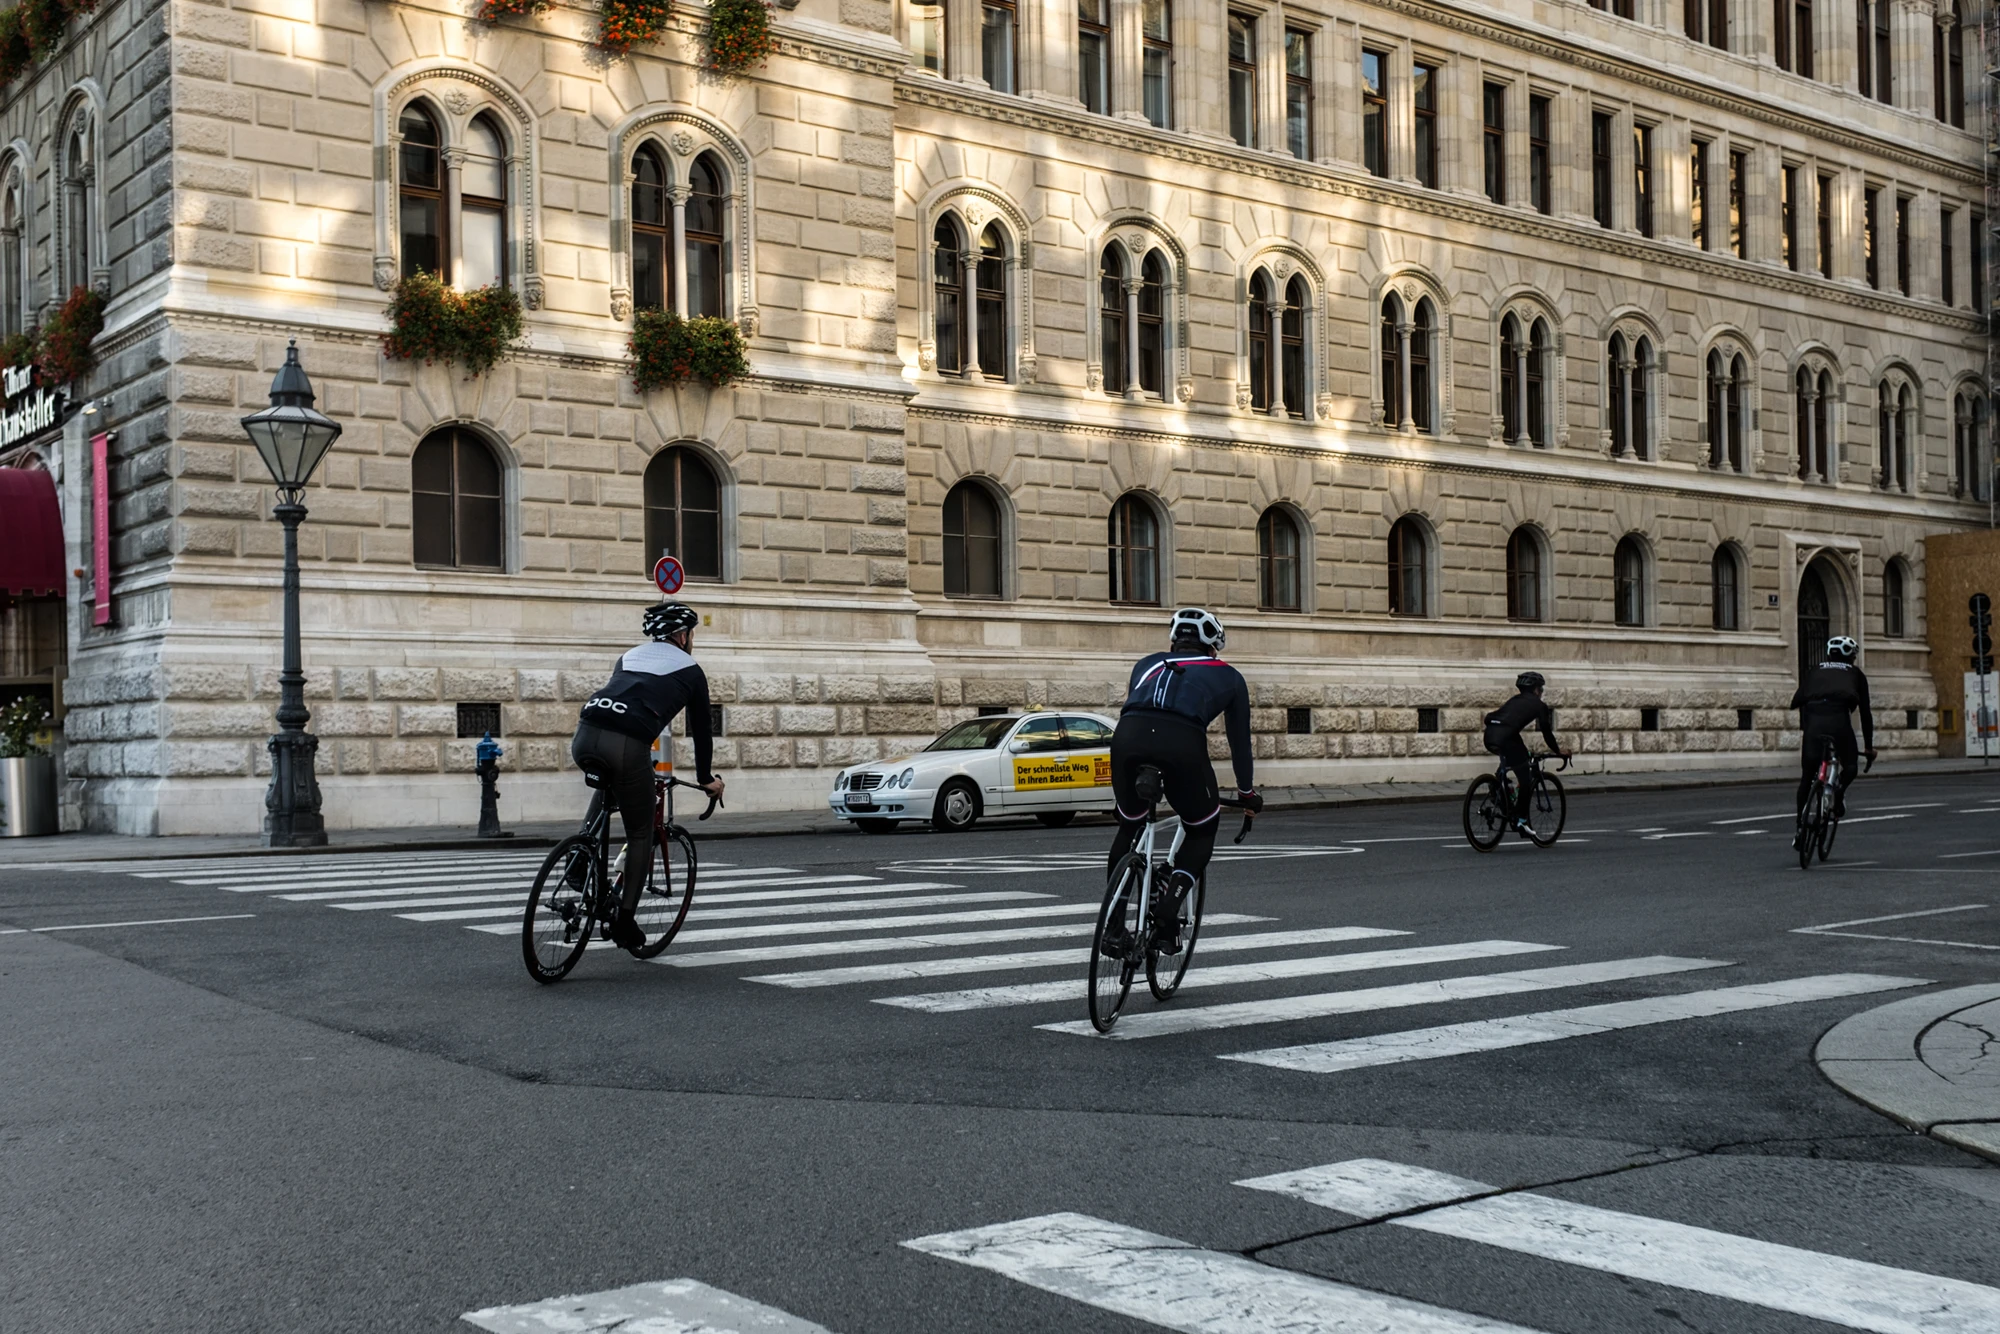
91,430,110,626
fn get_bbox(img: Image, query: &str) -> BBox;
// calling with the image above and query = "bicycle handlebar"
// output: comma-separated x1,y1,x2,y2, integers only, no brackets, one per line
661,773,724,821
1217,793,1256,845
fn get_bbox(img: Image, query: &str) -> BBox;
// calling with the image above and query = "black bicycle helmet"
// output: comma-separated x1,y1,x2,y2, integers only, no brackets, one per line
643,602,699,642
1516,671,1546,692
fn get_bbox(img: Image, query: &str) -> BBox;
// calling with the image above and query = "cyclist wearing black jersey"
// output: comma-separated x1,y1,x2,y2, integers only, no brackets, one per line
571,602,726,950
1106,608,1260,953
1790,636,1875,832
1484,672,1569,831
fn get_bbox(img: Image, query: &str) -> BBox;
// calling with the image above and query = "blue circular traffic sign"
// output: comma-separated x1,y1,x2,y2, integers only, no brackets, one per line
652,555,685,596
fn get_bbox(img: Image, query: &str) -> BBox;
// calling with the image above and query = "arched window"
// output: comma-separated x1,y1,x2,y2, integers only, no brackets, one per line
1387,515,1430,617
1606,331,1626,454
1727,354,1747,470
1108,492,1161,604
685,153,726,319
411,427,504,571
1501,315,1524,442
460,114,508,290
933,217,966,376
1711,545,1741,631
1954,391,1988,500
1884,558,1907,638
975,224,1006,376
1248,272,1273,412
943,479,1003,598
1614,535,1647,627
1506,526,1545,622
0,166,21,339
1525,318,1549,447
1631,337,1653,459
1137,252,1166,396
1708,350,1747,471
1944,2,1966,128
1878,380,1907,492
1796,366,1833,482
1258,507,1302,611
398,103,445,281
1612,334,1653,459
632,145,671,312
1281,275,1307,418
61,113,93,294
1099,247,1127,395
1410,299,1435,433
1381,293,1406,429
643,445,722,580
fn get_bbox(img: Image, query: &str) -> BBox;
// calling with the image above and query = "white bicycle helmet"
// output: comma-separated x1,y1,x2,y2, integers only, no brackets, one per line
1825,635,1859,663
1169,607,1226,653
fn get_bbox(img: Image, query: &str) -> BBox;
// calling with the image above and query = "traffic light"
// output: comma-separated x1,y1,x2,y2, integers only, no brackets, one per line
1973,593,1994,675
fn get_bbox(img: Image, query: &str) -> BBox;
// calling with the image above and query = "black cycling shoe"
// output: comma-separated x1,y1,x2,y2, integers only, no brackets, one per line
1098,925,1133,959
1832,795,1847,819
1151,920,1184,956
608,913,647,952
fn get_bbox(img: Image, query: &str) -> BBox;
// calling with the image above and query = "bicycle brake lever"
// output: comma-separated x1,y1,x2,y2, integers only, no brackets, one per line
1233,812,1253,845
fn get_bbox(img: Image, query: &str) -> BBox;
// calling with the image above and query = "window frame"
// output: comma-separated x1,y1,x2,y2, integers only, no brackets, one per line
1781,163,1799,271
1896,193,1912,295
683,153,728,320
1711,546,1741,631
1257,506,1304,612
631,144,672,313
411,427,507,573
1078,0,1110,113
1482,82,1507,205
1728,149,1748,259
1864,186,1881,289
1528,94,1552,215
1100,247,1128,395
1280,274,1307,419
1387,515,1431,617
1362,49,1389,180
1506,525,1546,623
1142,0,1173,129
1590,110,1615,229
397,102,448,284
1108,492,1163,605
942,478,1005,599
1248,271,1273,412
1816,172,1833,277
643,443,725,582
1284,28,1313,161
1943,205,1957,307
1690,138,1709,250
1632,122,1654,237
458,112,510,291
1613,536,1648,628
981,0,1019,94
909,0,945,73
1228,12,1258,149
1412,62,1439,189
1884,559,1907,639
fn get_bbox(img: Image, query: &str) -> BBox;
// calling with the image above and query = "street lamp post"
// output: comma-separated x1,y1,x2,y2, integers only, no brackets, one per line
241,341,343,847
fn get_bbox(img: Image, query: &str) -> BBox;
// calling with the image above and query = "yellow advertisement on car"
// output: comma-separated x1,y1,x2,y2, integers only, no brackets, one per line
1012,753,1113,790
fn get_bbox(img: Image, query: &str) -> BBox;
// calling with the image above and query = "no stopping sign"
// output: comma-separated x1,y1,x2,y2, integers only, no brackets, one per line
652,555,685,596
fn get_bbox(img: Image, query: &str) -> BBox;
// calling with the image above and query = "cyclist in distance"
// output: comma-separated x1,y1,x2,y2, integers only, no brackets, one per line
1106,607,1260,954
1483,671,1570,833
571,602,725,950
1790,635,1875,836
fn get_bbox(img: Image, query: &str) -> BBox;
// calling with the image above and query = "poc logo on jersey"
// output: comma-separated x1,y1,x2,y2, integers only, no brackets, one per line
586,697,629,714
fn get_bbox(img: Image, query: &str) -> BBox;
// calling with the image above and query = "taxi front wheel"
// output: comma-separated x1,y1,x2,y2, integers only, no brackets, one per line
932,779,981,832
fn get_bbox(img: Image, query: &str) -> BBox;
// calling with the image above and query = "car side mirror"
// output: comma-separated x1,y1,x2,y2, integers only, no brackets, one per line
1008,740,1031,754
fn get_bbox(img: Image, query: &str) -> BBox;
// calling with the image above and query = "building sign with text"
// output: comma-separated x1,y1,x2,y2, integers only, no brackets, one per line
0,363,68,449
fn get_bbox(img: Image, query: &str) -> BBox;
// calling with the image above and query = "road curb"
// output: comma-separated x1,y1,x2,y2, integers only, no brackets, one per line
1814,984,2000,1164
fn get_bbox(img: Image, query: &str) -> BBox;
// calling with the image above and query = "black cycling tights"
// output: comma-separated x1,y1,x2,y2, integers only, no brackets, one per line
1104,711,1223,882
1797,722,1859,814
1107,811,1219,882
571,722,656,916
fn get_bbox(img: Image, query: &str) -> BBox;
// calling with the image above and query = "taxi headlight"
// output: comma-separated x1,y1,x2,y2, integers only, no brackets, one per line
898,767,916,788
833,771,847,790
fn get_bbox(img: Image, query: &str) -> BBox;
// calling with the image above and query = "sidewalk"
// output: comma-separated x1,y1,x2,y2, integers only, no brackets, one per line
1816,986,2000,1164
0,755,1988,865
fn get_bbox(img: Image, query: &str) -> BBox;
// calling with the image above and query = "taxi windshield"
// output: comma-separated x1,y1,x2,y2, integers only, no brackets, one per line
925,717,1018,751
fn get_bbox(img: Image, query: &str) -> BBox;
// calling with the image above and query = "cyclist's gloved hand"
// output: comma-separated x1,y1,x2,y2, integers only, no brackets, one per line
1237,789,1264,814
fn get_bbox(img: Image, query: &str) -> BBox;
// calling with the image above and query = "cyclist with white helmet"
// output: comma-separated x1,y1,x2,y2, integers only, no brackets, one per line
570,602,725,950
1105,608,1259,955
1790,636,1874,831
1483,671,1569,832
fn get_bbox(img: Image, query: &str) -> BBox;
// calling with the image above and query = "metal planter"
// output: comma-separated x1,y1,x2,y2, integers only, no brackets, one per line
0,755,58,836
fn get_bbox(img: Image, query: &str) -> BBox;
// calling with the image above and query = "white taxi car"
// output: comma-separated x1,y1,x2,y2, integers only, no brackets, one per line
828,711,1119,833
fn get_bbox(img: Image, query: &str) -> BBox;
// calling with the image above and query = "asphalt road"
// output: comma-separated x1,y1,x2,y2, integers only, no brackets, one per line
5,770,2000,1333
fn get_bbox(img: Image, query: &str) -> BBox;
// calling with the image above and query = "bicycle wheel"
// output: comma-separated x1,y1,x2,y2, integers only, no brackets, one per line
630,824,698,959
1528,773,1567,848
1463,775,1506,852
1796,793,1821,871
1088,855,1145,1033
523,835,598,984
1146,869,1205,1001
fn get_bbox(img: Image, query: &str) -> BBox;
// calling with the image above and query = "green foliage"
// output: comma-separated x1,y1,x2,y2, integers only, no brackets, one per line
0,330,34,369
598,0,672,53
37,284,103,385
704,0,772,73
629,311,749,392
0,0,96,88
474,0,552,20
382,272,524,377
0,695,49,759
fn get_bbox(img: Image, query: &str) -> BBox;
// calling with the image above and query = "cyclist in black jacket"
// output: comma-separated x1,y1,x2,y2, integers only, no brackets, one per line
1484,672,1569,832
1790,635,1875,833
1106,607,1259,954
571,602,725,950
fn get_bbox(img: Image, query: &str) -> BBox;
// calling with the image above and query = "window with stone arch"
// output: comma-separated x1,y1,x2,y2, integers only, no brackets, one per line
0,160,24,340
1246,266,1310,419
1613,534,1650,628
1497,309,1554,448
1793,360,1836,483
1506,525,1549,623
625,141,733,320
942,478,1005,599
1877,373,1916,493
1711,543,1744,631
1108,491,1165,605
1704,345,1750,472
1387,515,1433,617
1097,236,1175,400
1381,290,1440,434
931,211,1013,382
58,105,96,296
1883,556,1910,638
411,426,505,572
1257,506,1305,611
643,444,723,581
395,100,514,291
1954,386,1989,500
1606,329,1656,460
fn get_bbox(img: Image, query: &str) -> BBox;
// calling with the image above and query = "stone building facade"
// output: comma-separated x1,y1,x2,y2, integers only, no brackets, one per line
0,0,1985,832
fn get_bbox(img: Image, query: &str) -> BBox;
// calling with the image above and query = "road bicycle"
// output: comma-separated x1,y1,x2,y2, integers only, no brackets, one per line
522,769,721,983
1463,752,1570,852
1086,768,1254,1033
1795,739,1870,870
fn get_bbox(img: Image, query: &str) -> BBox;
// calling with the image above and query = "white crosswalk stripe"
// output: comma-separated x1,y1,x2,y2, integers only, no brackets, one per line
651,917,1271,967
396,890,1042,924
1238,1158,2000,1334
462,1277,836,1333
876,940,1566,1014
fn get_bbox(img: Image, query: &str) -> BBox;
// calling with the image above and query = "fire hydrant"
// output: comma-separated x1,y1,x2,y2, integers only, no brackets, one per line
475,731,505,838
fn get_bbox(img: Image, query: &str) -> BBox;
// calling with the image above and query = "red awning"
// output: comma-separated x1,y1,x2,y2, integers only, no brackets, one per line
0,466,64,597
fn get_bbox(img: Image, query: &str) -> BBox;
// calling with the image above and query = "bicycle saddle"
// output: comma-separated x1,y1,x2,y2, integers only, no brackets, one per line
1133,764,1165,805
578,760,609,790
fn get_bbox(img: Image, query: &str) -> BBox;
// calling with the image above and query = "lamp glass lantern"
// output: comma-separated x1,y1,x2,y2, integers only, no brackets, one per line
241,340,341,493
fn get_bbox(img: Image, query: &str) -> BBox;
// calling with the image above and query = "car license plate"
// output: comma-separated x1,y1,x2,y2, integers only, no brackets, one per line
845,798,877,812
